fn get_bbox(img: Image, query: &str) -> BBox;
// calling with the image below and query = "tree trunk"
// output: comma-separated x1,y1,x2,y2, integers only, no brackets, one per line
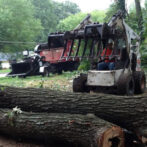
134,0,143,40
117,0,126,17
0,108,125,147
0,86,147,138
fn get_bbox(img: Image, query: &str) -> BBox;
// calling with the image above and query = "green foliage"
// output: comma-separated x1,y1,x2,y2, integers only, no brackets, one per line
125,9,138,32
0,69,11,73
31,0,56,42
5,107,22,126
91,10,106,22
0,72,79,92
38,78,45,88
0,0,42,53
53,1,80,21
57,10,106,31
0,0,80,53
0,86,5,92
104,3,118,21
142,0,147,40
78,60,90,71
31,0,80,42
6,111,15,126
141,54,147,65
140,0,147,65
104,0,126,21
57,13,87,31
117,0,126,14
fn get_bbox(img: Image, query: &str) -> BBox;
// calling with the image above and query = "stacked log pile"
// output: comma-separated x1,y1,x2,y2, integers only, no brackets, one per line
0,86,146,147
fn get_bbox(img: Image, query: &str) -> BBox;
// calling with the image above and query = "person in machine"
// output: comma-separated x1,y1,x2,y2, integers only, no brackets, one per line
97,39,115,70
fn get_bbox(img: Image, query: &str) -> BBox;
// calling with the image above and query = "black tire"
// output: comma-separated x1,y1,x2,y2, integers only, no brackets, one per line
117,73,135,95
73,62,79,70
57,68,62,74
133,71,146,94
42,68,49,77
73,74,89,93
49,65,57,74
19,75,26,78
131,53,137,71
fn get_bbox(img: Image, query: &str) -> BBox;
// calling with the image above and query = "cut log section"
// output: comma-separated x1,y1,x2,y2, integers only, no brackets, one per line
0,86,147,138
0,108,125,147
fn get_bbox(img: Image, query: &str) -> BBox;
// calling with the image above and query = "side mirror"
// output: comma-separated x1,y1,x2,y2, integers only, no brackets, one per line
23,50,29,56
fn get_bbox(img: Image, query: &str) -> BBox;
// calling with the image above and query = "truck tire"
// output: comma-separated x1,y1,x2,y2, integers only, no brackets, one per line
73,62,79,70
57,68,62,74
19,75,26,78
43,68,49,77
117,73,134,95
133,71,146,94
73,74,89,93
131,53,137,71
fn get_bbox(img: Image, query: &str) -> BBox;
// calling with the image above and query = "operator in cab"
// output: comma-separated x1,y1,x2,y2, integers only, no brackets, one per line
97,39,115,70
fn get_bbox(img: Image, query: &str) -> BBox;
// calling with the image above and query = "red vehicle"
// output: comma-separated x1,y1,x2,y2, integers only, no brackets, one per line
35,33,79,76
8,15,92,77
8,33,79,77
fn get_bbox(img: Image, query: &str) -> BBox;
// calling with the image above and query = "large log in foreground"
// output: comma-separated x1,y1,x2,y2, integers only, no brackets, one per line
0,108,125,147
0,86,147,138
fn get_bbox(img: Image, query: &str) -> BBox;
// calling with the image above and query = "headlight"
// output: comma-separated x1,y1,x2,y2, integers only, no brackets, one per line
39,61,43,66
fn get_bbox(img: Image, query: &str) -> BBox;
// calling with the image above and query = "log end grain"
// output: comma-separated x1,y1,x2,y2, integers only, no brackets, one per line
98,126,125,147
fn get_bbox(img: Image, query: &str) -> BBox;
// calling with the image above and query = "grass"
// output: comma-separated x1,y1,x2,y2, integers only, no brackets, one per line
0,67,146,92
0,71,81,92
143,66,147,73
0,69,11,74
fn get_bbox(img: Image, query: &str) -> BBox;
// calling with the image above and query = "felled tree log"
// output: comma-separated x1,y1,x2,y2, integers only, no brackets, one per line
0,86,147,138
0,108,125,147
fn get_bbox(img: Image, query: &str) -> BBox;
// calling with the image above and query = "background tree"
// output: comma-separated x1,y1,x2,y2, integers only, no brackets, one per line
104,3,118,21
57,10,106,31
53,1,80,21
0,0,80,57
31,0,56,42
31,0,80,42
105,0,126,20
139,0,147,65
117,0,126,11
0,0,42,53
117,0,126,17
134,0,144,40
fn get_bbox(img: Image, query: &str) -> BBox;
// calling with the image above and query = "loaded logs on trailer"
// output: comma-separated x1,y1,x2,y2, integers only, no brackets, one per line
0,86,147,146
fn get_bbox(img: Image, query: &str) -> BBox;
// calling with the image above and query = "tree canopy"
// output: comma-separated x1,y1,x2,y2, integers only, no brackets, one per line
57,10,106,31
0,0,42,53
0,0,80,53
0,0,146,64
31,0,80,42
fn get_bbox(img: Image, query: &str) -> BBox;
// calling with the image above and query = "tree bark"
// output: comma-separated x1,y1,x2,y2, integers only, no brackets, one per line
0,86,147,138
117,0,126,17
0,108,125,147
134,0,143,40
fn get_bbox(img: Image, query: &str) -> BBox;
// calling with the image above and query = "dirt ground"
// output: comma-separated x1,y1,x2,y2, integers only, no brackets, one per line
0,136,45,147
